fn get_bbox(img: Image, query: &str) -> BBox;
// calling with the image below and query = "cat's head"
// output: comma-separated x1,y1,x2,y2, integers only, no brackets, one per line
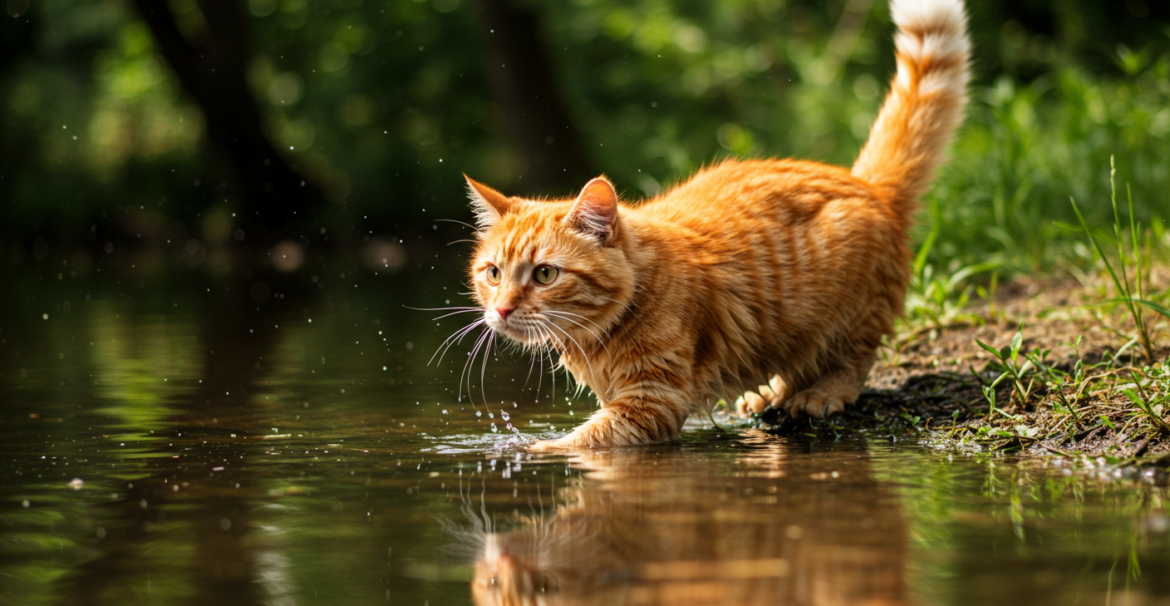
464,176,636,350
472,533,565,606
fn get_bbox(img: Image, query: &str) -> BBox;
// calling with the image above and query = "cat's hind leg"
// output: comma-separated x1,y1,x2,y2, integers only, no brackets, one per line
782,352,875,419
736,374,793,416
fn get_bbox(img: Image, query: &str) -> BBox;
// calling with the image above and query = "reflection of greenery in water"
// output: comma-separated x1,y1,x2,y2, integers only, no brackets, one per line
1,298,204,604
4,283,1170,605
872,451,1170,605
86,300,201,434
0,279,544,605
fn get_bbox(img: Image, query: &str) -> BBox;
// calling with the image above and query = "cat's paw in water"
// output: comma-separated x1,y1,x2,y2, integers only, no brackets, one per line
528,430,604,452
528,406,683,450
526,426,614,452
527,438,568,453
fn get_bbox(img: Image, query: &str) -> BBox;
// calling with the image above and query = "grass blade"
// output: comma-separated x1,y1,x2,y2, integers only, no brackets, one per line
1133,299,1170,321
914,222,939,276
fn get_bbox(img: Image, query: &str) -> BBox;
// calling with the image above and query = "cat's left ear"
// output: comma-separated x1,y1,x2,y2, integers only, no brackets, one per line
464,175,513,230
565,177,619,246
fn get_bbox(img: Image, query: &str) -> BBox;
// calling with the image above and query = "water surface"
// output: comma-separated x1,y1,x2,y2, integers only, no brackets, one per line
2,268,1169,605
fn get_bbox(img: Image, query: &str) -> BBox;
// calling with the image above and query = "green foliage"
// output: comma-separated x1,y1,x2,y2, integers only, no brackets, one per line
1071,157,1170,363
904,217,999,326
925,60,1170,276
976,325,1090,428
976,323,1035,415
1,0,1169,268
1121,371,1170,433
969,321,1170,453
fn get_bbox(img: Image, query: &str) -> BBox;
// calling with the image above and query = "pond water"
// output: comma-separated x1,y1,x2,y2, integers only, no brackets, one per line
2,264,1170,606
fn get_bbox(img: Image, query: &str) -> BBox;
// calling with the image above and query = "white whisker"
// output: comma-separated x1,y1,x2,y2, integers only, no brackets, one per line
543,311,610,354
406,305,484,312
540,318,596,393
523,325,538,388
535,339,544,402
536,324,558,404
523,324,551,404
544,309,608,333
460,327,491,405
542,318,595,376
479,330,495,408
476,330,496,406
429,308,487,321
428,317,487,367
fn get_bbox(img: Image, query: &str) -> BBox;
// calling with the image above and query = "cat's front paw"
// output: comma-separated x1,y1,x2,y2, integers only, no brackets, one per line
528,402,683,450
527,428,601,451
527,437,570,452
527,415,665,451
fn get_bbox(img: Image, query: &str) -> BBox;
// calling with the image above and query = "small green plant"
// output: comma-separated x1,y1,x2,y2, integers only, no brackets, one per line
976,323,1037,413
974,271,1000,321
1024,346,1079,426
905,222,999,327
1070,156,1170,363
1034,337,1087,428
1122,371,1170,434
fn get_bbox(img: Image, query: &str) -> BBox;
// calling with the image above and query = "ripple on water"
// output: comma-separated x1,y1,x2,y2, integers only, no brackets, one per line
422,431,544,455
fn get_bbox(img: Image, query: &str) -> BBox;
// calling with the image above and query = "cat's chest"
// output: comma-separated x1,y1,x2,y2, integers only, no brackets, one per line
560,349,614,404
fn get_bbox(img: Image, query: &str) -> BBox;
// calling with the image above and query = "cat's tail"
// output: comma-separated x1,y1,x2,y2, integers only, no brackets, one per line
851,0,969,223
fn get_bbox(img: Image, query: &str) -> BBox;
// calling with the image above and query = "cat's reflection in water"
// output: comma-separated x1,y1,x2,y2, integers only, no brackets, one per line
463,431,908,606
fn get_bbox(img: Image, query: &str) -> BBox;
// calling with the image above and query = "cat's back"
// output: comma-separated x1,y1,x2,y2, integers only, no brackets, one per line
635,158,889,232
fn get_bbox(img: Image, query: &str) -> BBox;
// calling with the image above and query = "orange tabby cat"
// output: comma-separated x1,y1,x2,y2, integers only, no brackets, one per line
463,0,969,449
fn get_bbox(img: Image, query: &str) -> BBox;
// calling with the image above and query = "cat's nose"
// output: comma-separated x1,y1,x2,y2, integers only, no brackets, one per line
495,307,514,321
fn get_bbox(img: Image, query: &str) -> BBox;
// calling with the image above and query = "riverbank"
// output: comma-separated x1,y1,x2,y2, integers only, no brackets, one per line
751,276,1170,466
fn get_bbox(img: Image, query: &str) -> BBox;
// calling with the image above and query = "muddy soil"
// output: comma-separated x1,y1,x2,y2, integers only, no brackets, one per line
758,277,1170,461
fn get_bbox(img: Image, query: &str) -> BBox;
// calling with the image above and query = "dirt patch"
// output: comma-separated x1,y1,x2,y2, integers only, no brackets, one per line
756,277,1170,464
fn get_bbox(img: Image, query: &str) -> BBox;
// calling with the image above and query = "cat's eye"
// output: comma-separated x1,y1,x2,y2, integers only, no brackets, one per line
533,265,559,285
485,264,501,286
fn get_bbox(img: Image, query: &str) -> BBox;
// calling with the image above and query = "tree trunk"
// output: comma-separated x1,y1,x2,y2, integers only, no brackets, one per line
476,0,596,195
130,0,324,256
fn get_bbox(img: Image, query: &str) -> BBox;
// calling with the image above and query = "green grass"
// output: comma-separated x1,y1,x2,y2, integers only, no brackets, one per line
923,59,1170,278
937,161,1170,461
1070,156,1170,363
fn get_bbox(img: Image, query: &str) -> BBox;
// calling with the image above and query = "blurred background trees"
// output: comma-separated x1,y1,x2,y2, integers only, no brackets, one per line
1,0,1167,277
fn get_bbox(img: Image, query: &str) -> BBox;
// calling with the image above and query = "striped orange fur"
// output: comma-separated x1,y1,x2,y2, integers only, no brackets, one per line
463,0,970,449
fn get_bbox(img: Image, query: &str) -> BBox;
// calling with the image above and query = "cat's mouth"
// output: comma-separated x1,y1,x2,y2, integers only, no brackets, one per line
486,317,549,347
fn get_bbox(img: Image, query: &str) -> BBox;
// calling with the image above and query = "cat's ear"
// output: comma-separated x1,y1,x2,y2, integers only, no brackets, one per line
464,175,512,230
565,177,619,245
